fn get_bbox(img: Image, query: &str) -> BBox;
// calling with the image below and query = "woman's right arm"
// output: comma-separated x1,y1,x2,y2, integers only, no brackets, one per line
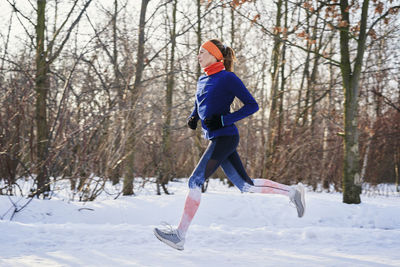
189,99,200,120
187,100,200,130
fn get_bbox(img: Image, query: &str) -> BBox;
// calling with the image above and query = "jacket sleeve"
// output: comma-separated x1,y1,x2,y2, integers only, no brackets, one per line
189,99,200,120
222,73,259,126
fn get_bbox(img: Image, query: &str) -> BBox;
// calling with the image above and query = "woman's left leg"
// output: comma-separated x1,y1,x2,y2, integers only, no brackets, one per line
177,135,239,239
220,151,305,217
220,151,290,195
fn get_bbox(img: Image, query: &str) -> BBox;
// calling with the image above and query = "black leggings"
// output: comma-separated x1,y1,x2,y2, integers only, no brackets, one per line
188,135,254,191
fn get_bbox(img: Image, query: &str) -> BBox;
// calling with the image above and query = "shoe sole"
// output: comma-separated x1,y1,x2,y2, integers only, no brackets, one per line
153,228,184,251
297,183,305,217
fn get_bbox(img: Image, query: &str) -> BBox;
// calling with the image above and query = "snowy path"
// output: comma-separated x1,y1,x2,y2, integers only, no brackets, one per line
1,180,400,267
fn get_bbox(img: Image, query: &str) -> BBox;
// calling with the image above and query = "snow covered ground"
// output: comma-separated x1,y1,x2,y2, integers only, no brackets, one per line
1,179,400,267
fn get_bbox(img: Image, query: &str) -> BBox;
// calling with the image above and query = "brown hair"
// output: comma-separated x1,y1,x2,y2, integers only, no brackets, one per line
209,39,236,72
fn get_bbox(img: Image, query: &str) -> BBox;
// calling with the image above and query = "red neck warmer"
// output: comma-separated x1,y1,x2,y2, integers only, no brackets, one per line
204,62,225,76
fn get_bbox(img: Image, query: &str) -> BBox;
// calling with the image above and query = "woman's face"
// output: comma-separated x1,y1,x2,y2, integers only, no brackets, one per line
198,47,217,68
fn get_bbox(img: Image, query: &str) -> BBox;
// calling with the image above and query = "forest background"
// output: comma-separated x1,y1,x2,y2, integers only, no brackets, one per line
0,0,399,203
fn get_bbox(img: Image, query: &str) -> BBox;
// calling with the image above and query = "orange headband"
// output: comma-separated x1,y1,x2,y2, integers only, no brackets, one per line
202,41,223,61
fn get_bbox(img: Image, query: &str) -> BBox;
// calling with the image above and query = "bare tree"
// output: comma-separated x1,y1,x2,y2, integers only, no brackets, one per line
122,0,150,196
30,0,93,197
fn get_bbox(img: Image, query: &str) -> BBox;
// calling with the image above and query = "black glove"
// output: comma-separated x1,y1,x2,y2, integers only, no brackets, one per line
204,115,223,131
187,116,198,130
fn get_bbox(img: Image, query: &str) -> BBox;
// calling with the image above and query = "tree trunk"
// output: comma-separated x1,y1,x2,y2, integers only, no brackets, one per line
309,17,323,135
123,0,149,195
193,0,204,172
340,0,370,204
296,13,311,126
159,0,177,193
277,0,288,145
263,0,282,178
259,60,267,178
111,0,122,186
35,0,50,197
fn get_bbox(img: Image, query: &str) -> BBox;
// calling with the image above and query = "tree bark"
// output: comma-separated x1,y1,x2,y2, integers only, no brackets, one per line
263,0,282,178
35,0,50,197
194,0,204,173
158,0,177,193
340,0,370,204
277,0,288,145
123,0,150,195
111,0,122,186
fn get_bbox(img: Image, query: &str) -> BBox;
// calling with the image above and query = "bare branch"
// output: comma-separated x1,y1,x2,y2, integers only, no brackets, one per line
6,0,36,27
232,7,341,66
46,0,80,57
368,5,400,35
48,0,93,64
371,89,400,113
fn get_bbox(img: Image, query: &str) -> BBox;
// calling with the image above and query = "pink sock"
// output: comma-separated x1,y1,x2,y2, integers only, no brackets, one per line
177,187,201,238
246,179,291,196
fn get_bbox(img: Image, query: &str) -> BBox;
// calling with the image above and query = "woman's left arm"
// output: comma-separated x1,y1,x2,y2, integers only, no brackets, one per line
222,73,259,126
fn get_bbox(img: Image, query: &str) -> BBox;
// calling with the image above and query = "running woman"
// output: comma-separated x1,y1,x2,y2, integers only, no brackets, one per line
153,39,306,251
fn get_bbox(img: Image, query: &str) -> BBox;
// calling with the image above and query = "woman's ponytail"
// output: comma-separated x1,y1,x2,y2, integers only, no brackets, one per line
209,39,236,72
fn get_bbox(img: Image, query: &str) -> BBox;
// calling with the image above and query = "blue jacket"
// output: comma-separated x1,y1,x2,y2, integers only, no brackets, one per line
190,70,259,139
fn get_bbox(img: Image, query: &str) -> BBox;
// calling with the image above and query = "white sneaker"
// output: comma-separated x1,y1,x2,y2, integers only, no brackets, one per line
154,226,185,251
289,183,306,217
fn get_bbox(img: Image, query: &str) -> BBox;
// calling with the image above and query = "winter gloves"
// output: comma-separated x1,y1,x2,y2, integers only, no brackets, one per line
187,116,198,130
204,115,223,131
188,115,224,131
